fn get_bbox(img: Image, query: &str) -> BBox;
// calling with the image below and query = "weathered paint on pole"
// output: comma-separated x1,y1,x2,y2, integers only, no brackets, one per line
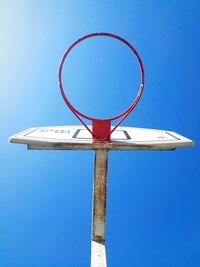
92,149,108,241
91,149,108,266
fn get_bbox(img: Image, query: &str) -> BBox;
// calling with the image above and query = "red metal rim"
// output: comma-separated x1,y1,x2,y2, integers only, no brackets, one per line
58,32,144,122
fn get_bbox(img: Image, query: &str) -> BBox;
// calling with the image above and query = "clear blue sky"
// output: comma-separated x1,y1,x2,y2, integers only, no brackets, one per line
0,1,199,266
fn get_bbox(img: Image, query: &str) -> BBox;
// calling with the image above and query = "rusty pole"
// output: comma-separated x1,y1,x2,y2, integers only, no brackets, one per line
91,149,108,267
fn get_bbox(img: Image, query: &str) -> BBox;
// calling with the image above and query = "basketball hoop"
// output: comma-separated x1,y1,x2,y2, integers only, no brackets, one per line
10,30,194,267
58,32,145,142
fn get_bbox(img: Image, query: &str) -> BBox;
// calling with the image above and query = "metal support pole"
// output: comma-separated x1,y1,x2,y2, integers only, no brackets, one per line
91,149,108,267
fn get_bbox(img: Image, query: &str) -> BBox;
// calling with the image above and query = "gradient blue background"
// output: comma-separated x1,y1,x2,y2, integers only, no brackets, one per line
0,1,199,266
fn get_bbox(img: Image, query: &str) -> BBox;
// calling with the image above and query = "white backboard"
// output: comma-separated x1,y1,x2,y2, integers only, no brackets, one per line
9,126,194,150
